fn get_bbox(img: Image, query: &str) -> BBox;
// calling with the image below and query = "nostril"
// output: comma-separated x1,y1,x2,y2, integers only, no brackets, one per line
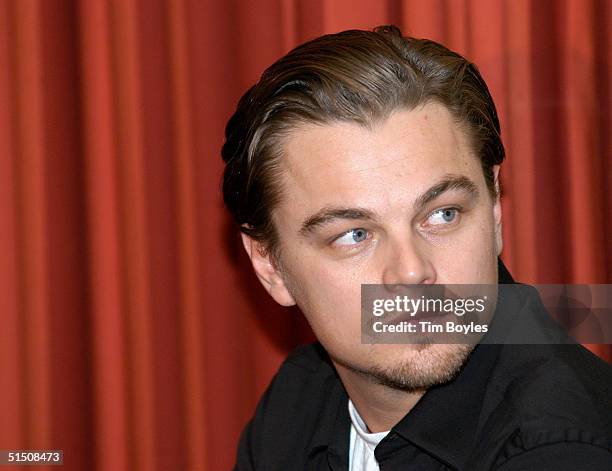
383,282,405,295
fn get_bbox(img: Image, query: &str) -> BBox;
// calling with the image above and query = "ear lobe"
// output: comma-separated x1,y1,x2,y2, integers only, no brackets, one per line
240,232,296,307
492,166,503,255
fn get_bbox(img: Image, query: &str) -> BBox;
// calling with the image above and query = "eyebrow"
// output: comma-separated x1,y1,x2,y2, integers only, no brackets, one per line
299,207,377,236
413,174,479,211
298,174,479,236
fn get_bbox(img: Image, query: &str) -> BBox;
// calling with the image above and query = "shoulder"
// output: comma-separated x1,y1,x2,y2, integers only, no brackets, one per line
493,440,612,470
234,342,346,470
282,341,332,373
266,342,340,402
488,343,612,467
497,343,612,428
253,341,339,412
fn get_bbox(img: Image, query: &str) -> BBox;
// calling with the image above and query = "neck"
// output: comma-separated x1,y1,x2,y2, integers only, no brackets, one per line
333,361,426,433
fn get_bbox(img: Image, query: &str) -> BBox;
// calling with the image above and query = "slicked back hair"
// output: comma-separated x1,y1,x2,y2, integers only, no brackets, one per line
221,25,505,260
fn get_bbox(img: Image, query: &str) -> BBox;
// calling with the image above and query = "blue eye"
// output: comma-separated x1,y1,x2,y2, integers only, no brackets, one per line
335,228,369,246
428,208,458,226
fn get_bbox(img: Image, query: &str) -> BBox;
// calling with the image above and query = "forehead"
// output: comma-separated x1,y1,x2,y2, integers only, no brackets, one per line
277,102,482,215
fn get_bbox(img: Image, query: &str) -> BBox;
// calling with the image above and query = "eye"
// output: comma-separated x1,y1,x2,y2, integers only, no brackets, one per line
427,207,459,226
334,228,370,246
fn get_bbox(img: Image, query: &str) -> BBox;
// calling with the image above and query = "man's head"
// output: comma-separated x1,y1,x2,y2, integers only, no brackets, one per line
222,26,505,391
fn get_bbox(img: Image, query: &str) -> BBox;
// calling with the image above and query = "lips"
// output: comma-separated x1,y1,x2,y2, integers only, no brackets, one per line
387,304,449,324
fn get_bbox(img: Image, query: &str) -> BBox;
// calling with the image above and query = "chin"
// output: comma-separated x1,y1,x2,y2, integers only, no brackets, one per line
361,343,476,392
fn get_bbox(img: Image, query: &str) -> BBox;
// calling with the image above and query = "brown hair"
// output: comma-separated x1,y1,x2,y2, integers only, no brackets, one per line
221,25,504,259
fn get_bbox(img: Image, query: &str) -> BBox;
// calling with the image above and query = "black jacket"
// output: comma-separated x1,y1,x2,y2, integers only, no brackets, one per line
235,264,612,470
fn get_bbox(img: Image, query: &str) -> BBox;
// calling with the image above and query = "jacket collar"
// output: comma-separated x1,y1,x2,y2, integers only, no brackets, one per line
387,258,517,469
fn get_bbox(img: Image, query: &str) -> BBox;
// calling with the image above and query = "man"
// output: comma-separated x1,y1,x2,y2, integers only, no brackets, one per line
222,26,612,470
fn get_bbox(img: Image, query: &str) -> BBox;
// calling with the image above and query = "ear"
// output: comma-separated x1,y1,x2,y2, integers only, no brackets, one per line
241,233,296,307
492,165,503,256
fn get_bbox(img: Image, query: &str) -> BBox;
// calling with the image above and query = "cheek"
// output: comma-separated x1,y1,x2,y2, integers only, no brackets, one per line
283,252,364,340
430,211,498,281
302,263,362,317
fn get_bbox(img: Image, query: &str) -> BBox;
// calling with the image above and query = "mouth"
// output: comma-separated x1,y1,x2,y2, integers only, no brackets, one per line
387,307,450,325
362,284,496,345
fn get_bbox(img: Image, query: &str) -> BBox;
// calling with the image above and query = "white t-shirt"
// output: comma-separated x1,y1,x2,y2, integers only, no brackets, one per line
348,400,390,471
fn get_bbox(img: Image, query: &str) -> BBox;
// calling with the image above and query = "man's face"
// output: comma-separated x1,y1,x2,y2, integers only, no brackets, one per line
246,102,503,390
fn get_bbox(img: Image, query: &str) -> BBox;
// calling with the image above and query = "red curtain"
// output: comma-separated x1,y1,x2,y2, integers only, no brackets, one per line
0,1,610,470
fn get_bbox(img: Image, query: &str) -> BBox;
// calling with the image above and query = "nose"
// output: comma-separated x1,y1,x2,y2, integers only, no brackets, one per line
382,236,436,286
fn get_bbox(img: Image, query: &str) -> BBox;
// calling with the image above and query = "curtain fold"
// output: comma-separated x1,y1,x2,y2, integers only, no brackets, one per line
0,1,609,470
79,1,131,469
